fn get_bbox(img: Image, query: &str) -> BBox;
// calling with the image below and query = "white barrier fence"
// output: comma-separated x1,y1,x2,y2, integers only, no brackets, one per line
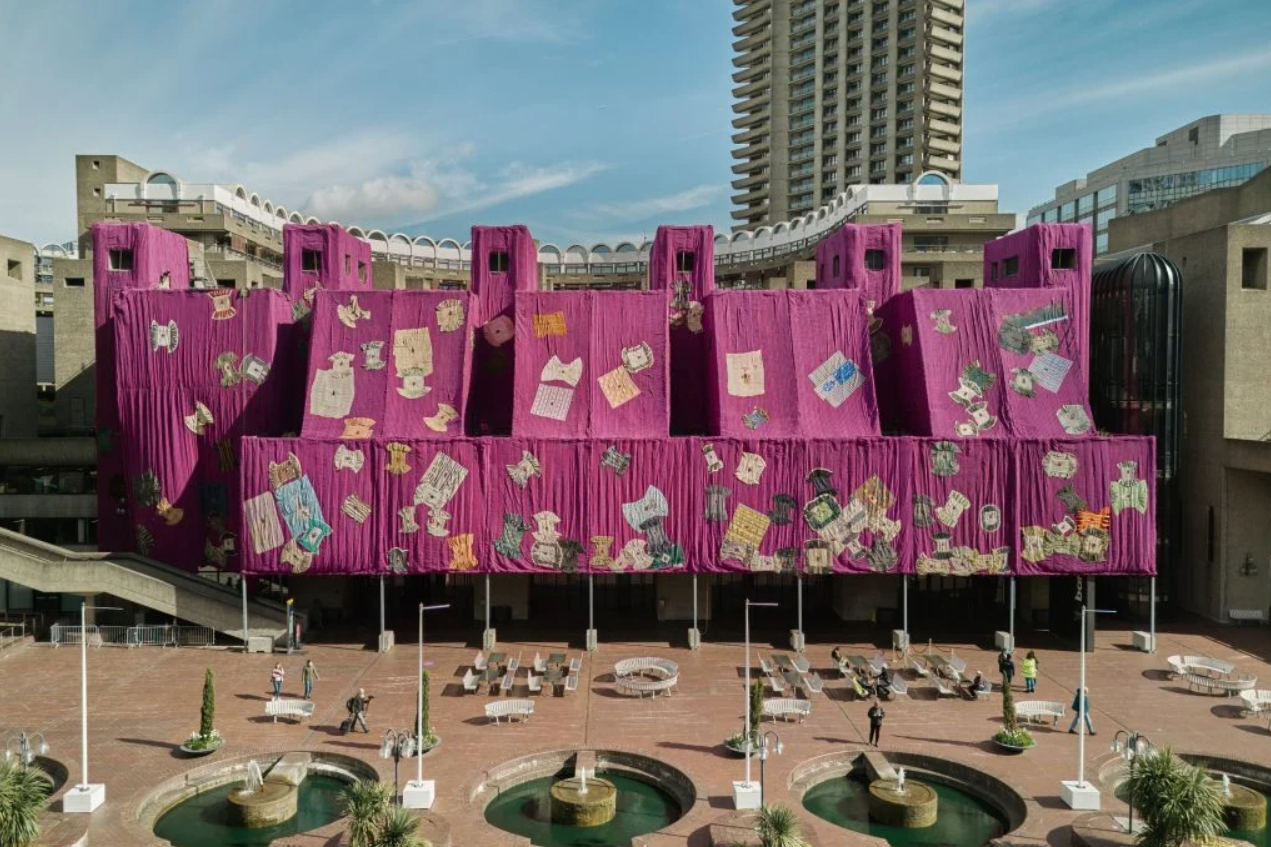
51,624,214,648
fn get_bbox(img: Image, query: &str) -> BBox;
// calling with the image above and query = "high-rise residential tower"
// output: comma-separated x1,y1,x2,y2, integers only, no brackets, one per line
731,0,965,228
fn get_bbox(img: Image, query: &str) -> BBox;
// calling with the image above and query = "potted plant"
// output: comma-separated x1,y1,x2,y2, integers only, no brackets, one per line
726,680,765,755
1125,748,1225,847
0,757,51,847
991,674,1034,752
413,670,440,753
755,803,812,847
180,669,224,755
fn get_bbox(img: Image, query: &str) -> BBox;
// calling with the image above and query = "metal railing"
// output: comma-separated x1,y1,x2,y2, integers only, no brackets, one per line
0,621,26,652
51,623,214,648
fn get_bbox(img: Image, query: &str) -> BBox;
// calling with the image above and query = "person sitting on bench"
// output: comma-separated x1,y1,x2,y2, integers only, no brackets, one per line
961,672,990,700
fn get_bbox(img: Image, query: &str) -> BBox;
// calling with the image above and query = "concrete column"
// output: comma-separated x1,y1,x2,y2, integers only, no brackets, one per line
585,575,597,652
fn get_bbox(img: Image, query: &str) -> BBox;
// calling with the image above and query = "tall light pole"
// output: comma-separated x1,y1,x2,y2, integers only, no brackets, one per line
65,601,120,814
403,602,449,810
1060,604,1114,810
758,730,784,807
734,598,777,810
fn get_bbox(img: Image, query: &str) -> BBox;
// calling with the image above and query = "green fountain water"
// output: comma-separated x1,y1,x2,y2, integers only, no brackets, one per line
152,774,348,847
803,771,1007,847
484,771,681,847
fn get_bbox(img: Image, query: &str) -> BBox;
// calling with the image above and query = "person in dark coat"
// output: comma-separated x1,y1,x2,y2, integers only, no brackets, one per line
867,699,886,746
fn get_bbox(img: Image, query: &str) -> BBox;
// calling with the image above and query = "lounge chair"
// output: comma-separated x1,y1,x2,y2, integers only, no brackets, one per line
462,669,479,693
769,674,786,694
527,672,542,695
760,657,774,675
533,652,546,673
507,652,521,673
804,672,825,695
569,657,581,675
500,671,514,692
565,674,579,693
474,650,488,672
792,656,811,674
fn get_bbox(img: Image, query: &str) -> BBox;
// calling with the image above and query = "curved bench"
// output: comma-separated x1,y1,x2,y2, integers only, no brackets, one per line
1185,673,1256,697
614,657,679,680
762,698,811,724
1238,689,1271,716
265,699,315,724
485,699,535,724
616,675,678,698
1016,700,1066,725
1169,655,1235,678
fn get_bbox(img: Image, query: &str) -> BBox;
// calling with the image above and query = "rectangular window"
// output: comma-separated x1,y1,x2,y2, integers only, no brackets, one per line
301,249,321,272
676,251,696,273
108,249,133,271
1241,247,1268,290
216,279,236,289
65,277,85,287
344,255,352,275
1051,248,1077,270
955,278,975,289
1060,202,1075,222
912,266,930,279
990,262,999,281
6,259,22,280
865,249,886,271
1003,256,1019,277
358,261,367,282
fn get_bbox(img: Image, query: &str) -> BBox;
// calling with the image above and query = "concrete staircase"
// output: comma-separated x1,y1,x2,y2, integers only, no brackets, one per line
0,528,288,642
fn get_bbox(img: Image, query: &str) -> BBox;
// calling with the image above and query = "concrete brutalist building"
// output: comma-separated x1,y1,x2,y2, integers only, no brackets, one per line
0,234,38,438
1106,166,1271,622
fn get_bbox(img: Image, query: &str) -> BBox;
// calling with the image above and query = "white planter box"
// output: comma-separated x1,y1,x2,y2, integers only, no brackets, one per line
64,784,106,813
1132,631,1155,652
1061,780,1100,810
402,779,435,810
995,631,1014,651
732,780,762,810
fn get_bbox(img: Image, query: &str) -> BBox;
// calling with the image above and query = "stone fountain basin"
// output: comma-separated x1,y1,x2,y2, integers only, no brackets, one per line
229,780,298,828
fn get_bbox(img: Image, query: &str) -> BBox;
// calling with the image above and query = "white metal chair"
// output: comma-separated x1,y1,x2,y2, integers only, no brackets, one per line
792,656,810,674
507,652,522,673
462,669,479,693
527,672,542,695
768,674,786,695
565,675,579,693
533,652,546,673
569,657,581,675
474,650,488,672
500,671,514,692
760,657,774,675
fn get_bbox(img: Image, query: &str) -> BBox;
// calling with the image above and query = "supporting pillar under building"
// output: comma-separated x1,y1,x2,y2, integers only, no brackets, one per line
585,575,597,652
482,574,496,650
378,575,394,653
688,574,701,650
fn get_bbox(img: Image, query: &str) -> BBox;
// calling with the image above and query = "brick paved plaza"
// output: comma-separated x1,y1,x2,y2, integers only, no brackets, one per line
3,622,1269,846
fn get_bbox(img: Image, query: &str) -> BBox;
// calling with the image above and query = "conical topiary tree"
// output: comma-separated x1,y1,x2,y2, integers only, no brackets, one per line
992,672,1033,748
1125,748,1226,847
200,669,216,740
413,670,436,747
749,679,765,747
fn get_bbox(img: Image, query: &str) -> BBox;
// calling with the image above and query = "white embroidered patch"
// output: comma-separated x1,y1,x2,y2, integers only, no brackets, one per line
530,384,574,421
393,327,434,378
621,342,654,374
413,453,469,510
735,452,767,485
1030,352,1072,393
361,341,386,371
245,492,284,554
337,294,371,329
341,494,371,524
597,365,640,409
1057,404,1092,435
726,350,766,397
541,355,583,386
150,320,179,353
436,299,466,332
808,351,864,408
505,450,542,488
423,404,458,433
309,352,356,419
1042,450,1078,479
183,401,214,435
334,444,365,473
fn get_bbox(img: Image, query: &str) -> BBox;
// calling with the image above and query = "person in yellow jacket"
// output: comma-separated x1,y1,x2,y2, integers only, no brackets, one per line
1021,650,1039,693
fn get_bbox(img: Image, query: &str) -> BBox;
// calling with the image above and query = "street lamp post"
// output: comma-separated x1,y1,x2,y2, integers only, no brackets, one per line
403,602,449,810
1112,731,1153,834
4,731,48,770
379,729,417,806
65,601,121,814
1060,604,1115,810
733,598,777,810
758,731,784,807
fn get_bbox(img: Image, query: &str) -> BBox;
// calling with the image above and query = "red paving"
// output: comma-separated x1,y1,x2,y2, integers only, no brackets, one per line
2,623,1269,846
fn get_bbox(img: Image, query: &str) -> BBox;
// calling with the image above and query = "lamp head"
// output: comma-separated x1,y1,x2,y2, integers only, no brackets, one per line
379,737,393,759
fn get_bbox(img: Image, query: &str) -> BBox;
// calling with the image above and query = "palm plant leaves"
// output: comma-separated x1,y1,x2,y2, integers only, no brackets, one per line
374,805,425,847
0,758,50,847
1125,749,1226,847
756,803,811,847
341,780,390,847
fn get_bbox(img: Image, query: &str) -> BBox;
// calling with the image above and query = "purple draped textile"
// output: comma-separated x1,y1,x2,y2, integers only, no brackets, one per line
301,290,472,440
113,288,293,569
705,290,880,438
511,291,670,438
814,224,902,311
93,223,191,553
240,435,1155,577
650,226,715,435
282,225,371,318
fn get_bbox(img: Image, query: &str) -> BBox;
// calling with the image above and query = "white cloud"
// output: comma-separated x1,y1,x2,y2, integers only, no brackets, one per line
406,160,609,224
1049,48,1271,108
306,173,440,221
583,184,727,221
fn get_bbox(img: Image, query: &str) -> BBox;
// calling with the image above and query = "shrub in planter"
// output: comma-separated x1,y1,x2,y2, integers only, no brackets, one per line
992,674,1034,750
182,669,223,752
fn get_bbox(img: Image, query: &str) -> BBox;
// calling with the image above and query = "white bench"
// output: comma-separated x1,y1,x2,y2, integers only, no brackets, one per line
804,673,825,695
265,699,315,724
1016,700,1066,725
616,675,678,698
473,650,488,672
929,674,956,698
1169,655,1234,678
792,655,811,674
1229,609,1265,624
462,669,479,693
614,657,679,679
565,675,579,693
485,699,534,724
1185,672,1256,697
763,698,811,723
888,676,909,699
1238,689,1271,716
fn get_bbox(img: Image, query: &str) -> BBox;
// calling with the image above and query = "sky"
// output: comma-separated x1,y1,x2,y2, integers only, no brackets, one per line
2,0,1271,247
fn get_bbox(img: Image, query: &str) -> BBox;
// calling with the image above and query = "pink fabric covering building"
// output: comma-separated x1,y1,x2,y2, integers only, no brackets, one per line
705,290,880,438
814,223,902,311
650,225,716,435
282,224,372,319
92,222,192,553
301,290,473,439
511,291,670,438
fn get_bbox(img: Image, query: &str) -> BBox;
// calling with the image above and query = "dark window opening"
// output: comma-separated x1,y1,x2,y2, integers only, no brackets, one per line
990,262,999,281
1241,247,1267,290
954,278,975,289
489,250,510,273
216,279,236,289
864,249,885,270
1051,248,1077,270
301,248,322,272
108,249,133,271
832,255,841,277
358,261,367,283
675,250,696,273
6,259,22,280
344,255,352,275
65,277,85,288
1003,256,1019,277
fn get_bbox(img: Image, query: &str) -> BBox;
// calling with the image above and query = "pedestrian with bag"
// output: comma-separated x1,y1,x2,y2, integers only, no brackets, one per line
1068,686,1095,735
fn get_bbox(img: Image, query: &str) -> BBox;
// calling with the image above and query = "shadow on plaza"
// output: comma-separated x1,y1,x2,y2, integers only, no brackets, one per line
658,740,731,757
895,733,998,754
118,737,188,759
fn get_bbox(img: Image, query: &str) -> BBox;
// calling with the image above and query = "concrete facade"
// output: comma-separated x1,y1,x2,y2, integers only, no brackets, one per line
1104,167,1271,621
731,0,965,227
0,234,38,437
1028,115,1271,254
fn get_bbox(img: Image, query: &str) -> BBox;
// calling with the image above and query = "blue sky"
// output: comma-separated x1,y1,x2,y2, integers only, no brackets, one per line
2,0,1271,247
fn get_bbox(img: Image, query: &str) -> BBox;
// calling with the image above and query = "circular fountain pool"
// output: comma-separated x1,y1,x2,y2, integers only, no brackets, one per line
1113,769,1269,847
153,774,348,847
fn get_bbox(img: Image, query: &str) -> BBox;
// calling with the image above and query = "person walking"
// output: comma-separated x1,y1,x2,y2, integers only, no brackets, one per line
346,688,373,734
867,698,886,747
997,649,1016,690
270,662,285,700
1068,687,1095,735
301,659,319,700
1021,651,1039,693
